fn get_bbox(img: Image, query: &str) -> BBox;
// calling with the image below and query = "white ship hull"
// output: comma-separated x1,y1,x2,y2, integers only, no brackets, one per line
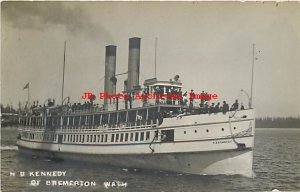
17,109,255,177
18,146,253,177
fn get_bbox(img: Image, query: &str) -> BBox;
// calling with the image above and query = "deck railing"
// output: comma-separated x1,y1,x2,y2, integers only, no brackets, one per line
18,120,158,133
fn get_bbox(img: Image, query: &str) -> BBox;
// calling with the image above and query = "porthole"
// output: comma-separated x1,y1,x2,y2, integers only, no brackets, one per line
206,129,209,133
184,131,186,134
221,128,224,131
194,130,197,133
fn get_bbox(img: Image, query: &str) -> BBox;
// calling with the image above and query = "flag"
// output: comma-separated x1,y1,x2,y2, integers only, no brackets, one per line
23,83,29,90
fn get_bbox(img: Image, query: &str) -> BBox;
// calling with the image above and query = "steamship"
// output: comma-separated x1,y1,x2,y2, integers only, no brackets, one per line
16,37,255,177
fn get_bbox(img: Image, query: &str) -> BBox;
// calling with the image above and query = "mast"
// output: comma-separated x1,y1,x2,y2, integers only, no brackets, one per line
250,43,255,108
61,41,66,106
154,37,157,79
28,85,30,107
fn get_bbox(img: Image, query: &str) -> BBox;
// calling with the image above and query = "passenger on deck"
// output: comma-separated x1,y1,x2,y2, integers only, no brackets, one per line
203,102,209,114
129,93,132,109
155,86,160,105
178,89,183,105
142,89,148,106
47,99,53,107
189,89,195,107
230,99,239,111
200,91,205,103
214,102,220,113
209,103,215,114
124,93,129,109
71,103,76,111
199,101,205,114
222,101,229,113
241,103,245,110
170,87,176,105
183,91,188,106
205,92,209,101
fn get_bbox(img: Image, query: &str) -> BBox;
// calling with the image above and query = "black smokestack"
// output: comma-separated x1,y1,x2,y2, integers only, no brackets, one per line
104,45,117,109
127,37,141,91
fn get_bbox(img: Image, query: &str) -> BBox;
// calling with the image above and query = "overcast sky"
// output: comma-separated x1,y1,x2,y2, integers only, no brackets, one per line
1,2,300,117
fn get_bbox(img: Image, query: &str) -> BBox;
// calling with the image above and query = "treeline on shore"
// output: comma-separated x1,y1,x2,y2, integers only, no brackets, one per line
256,117,300,128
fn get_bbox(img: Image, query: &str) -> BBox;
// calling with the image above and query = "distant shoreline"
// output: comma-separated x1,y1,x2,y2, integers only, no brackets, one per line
255,117,300,128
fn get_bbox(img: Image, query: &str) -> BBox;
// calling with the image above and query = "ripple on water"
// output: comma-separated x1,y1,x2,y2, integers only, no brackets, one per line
1,128,300,192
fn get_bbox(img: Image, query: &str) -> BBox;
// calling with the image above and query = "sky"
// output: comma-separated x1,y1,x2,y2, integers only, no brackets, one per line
1,1,300,117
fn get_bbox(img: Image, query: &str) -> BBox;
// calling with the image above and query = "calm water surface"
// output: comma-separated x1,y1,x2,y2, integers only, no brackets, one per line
1,127,300,192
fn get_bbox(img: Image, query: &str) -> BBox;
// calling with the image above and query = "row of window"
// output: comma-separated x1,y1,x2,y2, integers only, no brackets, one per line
64,134,108,143
21,131,152,144
111,131,150,142
20,108,161,128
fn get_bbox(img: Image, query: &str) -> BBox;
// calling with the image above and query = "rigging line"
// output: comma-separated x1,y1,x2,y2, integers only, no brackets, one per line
88,75,106,93
61,41,66,106
154,37,157,79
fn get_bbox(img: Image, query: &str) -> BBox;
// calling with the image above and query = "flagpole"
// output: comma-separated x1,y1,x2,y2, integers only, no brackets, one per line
60,41,66,131
61,41,66,106
154,37,157,79
28,84,30,106
250,43,255,108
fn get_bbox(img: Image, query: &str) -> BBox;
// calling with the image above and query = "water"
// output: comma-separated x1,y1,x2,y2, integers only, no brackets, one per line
1,127,300,192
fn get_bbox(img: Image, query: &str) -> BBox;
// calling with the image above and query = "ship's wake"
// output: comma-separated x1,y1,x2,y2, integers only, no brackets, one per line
0,145,18,151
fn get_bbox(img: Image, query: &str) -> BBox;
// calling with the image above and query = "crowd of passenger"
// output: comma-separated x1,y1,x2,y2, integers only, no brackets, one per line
28,88,246,115
197,99,245,115
70,101,100,112
152,87,246,114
